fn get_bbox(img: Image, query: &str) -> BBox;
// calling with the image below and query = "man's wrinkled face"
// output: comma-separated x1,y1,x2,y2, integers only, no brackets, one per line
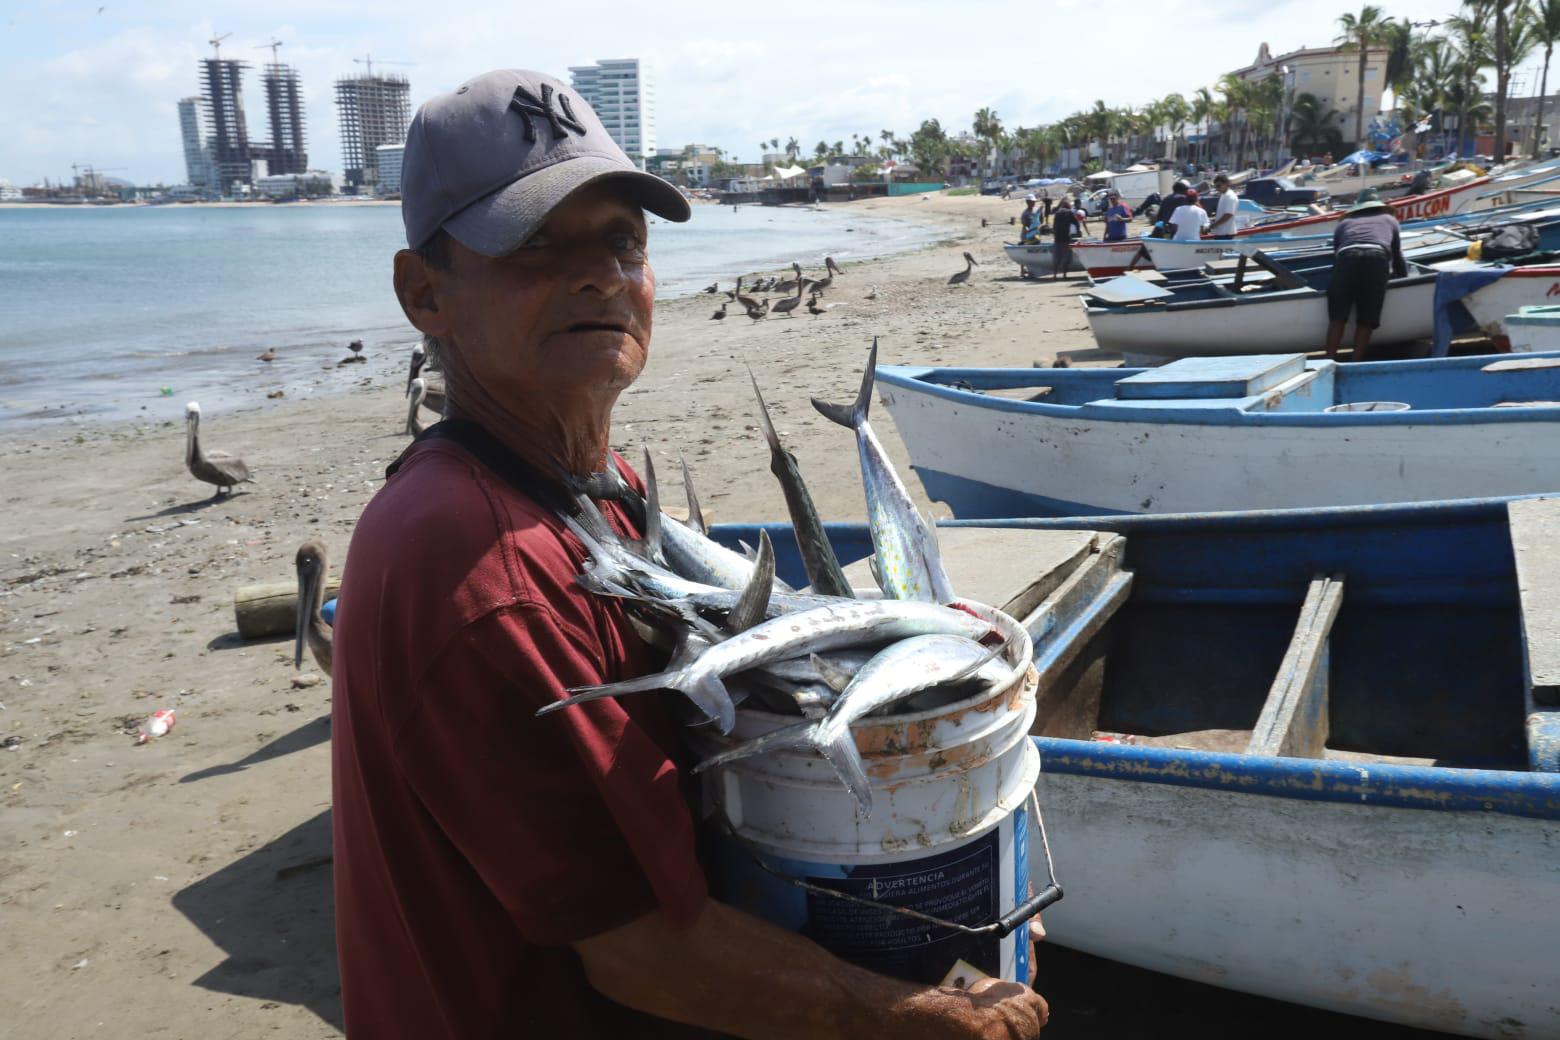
432,181,655,412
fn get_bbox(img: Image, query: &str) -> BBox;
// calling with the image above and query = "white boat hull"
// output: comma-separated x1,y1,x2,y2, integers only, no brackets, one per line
876,381,1560,515
1003,242,1082,276
1086,278,1437,363
1032,769,1560,1038
1071,240,1152,276
1458,269,1560,334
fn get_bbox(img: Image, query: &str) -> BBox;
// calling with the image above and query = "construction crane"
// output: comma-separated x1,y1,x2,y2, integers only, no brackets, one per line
256,37,284,65
209,32,231,58
70,163,127,197
353,54,414,78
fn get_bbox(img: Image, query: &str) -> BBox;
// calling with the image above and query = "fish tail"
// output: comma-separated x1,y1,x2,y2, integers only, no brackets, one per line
692,719,818,773
677,451,706,535
538,665,693,716
640,447,665,564
818,725,874,817
724,530,774,633
810,336,878,429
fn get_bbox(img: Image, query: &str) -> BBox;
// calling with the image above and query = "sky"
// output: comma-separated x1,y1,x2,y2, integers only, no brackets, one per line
0,0,1550,187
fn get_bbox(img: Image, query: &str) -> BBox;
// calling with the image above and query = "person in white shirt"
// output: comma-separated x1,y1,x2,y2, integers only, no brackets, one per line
1208,173,1241,238
1169,189,1210,241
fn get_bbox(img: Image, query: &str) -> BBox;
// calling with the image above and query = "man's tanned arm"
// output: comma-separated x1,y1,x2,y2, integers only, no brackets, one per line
575,901,1048,1040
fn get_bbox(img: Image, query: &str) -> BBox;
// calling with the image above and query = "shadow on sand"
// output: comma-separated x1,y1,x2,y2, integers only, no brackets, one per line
172,809,342,1030
125,493,249,523
180,715,330,783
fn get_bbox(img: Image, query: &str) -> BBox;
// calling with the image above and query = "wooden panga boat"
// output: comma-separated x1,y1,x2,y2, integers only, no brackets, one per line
1003,241,1083,277
1081,253,1439,364
1069,239,1154,277
712,494,1560,1037
874,352,1560,517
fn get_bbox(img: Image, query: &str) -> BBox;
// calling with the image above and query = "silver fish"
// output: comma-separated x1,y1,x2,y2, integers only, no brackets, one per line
812,337,956,604
749,367,853,598
537,600,993,733
693,634,1004,814
641,451,791,593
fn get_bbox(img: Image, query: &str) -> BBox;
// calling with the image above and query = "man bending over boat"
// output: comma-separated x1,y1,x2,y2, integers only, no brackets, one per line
331,68,1051,1039
1324,190,1408,363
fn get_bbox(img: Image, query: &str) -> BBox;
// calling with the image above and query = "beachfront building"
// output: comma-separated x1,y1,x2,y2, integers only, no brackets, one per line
200,57,254,195
1230,42,1389,154
375,143,405,195
253,170,337,199
568,59,654,168
177,96,216,192
335,72,412,193
259,60,308,175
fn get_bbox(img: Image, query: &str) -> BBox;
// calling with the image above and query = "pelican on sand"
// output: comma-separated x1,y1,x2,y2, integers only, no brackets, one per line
948,252,979,285
185,402,253,497
407,343,448,414
294,540,333,677
406,378,431,435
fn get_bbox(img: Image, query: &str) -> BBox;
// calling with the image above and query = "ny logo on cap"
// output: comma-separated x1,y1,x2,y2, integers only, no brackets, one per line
509,84,586,142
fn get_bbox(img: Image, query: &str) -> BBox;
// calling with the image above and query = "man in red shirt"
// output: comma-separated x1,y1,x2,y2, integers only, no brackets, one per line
332,68,1049,1038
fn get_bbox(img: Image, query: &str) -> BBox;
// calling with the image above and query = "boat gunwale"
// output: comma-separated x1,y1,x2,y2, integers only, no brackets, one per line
876,356,1560,427
1032,735,1560,820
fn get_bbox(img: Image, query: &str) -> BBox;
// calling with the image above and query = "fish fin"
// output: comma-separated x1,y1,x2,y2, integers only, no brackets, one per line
692,719,817,773
540,667,689,715
809,336,877,428
738,539,758,561
640,448,665,564
678,451,706,535
809,652,856,694
725,530,775,633
817,726,873,817
748,365,785,453
867,554,888,595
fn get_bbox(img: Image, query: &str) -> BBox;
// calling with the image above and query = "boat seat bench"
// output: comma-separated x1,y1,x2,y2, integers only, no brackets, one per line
1246,575,1344,758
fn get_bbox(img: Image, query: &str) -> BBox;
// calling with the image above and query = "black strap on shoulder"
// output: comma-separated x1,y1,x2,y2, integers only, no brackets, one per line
388,419,577,517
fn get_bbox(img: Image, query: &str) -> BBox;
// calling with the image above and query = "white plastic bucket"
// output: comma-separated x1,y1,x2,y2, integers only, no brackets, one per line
1325,400,1412,412
693,600,1041,985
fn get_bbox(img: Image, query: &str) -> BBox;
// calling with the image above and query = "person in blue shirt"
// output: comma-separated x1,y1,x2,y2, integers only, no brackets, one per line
1103,190,1132,242
1020,194,1041,243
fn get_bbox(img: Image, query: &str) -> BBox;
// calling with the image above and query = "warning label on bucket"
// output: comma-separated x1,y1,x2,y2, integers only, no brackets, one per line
801,829,999,984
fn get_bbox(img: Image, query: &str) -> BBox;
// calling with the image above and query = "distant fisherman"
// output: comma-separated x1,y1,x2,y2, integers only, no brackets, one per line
1207,172,1240,239
1325,188,1407,363
1102,189,1131,242
1168,187,1210,241
1153,179,1190,238
331,67,1049,1039
1020,193,1042,244
1051,197,1087,281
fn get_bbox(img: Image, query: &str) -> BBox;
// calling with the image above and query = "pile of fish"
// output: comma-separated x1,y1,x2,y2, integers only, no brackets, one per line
535,339,1024,815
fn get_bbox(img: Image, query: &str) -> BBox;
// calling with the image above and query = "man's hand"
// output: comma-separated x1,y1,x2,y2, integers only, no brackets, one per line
888,978,1049,1039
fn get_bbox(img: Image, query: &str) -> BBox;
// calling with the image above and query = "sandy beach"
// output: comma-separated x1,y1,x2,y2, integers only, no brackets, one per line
2,191,1434,1038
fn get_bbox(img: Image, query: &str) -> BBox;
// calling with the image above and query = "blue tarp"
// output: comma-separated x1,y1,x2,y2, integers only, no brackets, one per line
1336,150,1393,167
1433,266,1510,356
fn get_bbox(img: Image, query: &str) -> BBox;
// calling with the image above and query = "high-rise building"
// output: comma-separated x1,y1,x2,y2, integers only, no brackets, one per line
335,73,411,192
260,62,308,175
568,59,654,168
201,58,252,194
177,96,215,190
374,143,405,195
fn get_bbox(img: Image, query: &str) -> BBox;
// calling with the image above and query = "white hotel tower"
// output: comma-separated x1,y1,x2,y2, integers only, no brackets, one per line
568,59,654,169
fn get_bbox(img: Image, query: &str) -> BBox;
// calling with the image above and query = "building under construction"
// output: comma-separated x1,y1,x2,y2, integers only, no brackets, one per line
335,72,411,192
260,62,308,174
200,57,252,194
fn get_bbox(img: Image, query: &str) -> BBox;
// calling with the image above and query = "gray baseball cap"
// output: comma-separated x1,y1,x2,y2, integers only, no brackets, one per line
400,69,691,255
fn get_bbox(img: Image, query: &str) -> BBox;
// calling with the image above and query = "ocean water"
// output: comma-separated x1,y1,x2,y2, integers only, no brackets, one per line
0,203,938,426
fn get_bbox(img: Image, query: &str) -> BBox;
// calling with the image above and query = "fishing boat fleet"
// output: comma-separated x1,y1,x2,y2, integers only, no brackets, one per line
838,156,1560,1034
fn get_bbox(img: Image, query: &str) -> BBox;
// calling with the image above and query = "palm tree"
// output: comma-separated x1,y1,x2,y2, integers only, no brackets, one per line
1289,93,1343,153
1218,74,1253,168
973,106,1003,183
785,136,800,162
1447,10,1493,153
1531,0,1560,155
1335,5,1392,148
1161,93,1190,163
1191,87,1215,166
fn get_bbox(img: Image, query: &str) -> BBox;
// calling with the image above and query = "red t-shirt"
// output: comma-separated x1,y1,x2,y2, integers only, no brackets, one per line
331,436,709,1037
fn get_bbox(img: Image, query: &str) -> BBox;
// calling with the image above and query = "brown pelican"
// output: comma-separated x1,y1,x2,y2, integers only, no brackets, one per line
256,348,277,362
184,402,253,497
745,299,770,322
773,262,805,294
294,540,332,677
724,276,741,301
771,277,806,318
406,344,447,414
806,294,825,316
406,378,429,435
711,302,728,320
809,256,843,294
948,252,979,286
734,276,762,313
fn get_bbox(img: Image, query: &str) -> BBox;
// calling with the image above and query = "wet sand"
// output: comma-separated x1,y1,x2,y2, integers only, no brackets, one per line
0,191,1438,1037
